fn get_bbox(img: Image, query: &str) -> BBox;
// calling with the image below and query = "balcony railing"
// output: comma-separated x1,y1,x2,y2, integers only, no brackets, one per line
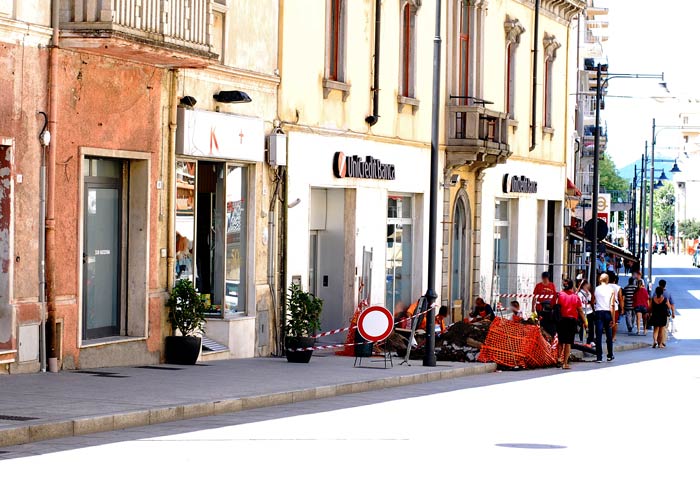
60,0,215,66
445,103,511,167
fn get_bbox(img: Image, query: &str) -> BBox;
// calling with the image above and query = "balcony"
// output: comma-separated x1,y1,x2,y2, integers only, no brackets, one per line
445,103,511,169
59,0,216,68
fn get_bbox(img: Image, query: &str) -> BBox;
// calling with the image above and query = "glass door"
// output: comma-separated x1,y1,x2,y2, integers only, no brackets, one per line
83,159,122,340
386,195,413,314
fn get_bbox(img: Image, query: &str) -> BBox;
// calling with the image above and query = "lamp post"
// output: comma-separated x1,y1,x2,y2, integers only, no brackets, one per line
423,0,442,367
587,66,664,289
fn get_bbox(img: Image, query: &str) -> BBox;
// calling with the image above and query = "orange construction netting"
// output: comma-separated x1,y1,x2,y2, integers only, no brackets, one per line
478,317,558,369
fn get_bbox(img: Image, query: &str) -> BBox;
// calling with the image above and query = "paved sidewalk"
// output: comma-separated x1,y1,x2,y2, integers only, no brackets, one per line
0,332,649,448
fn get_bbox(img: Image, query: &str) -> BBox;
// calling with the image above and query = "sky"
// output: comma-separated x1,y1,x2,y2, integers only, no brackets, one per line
600,0,700,169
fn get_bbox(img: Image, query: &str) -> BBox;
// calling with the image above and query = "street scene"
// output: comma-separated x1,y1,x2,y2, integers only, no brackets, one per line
2,0,700,475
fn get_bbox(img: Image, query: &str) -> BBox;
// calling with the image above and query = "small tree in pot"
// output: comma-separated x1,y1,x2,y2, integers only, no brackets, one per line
285,283,323,363
165,279,206,365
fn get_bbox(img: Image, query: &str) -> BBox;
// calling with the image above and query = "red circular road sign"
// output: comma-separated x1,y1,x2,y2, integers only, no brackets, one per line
357,306,394,343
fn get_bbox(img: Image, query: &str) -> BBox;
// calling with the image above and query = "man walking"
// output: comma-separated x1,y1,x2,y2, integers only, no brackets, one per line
622,277,638,334
593,273,615,363
658,279,676,342
557,279,586,370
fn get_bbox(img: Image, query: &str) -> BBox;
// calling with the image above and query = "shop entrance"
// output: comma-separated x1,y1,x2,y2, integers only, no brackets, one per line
451,195,472,320
309,188,347,334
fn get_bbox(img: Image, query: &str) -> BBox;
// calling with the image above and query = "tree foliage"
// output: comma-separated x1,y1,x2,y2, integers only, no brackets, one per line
166,279,206,337
653,182,675,238
599,153,629,195
679,219,700,240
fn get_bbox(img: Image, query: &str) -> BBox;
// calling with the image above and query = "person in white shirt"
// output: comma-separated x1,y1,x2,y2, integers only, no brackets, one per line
592,273,616,363
577,280,594,344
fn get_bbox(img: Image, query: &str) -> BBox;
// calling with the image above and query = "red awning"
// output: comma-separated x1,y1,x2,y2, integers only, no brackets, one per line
566,178,582,197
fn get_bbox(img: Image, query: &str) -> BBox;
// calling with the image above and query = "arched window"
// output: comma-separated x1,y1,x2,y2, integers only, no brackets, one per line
399,2,418,98
543,35,561,129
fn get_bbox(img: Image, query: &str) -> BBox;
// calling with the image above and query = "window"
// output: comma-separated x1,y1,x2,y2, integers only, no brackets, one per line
458,1,473,103
494,199,510,297
212,1,228,64
327,0,346,82
386,196,413,315
543,57,553,128
504,16,524,118
399,2,417,98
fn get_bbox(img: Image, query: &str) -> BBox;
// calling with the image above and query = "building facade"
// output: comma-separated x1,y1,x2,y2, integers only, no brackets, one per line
279,0,444,339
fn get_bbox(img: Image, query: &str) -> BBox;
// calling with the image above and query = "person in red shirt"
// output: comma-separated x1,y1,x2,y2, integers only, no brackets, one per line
632,280,650,335
557,278,586,370
533,272,558,337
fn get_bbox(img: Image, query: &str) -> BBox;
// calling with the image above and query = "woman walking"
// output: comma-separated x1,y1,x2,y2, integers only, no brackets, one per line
650,286,672,349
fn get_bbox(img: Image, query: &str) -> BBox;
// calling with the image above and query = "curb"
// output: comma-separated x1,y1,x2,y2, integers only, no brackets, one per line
0,362,497,448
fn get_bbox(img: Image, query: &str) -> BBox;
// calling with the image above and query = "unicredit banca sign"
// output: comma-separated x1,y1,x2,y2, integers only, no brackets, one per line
333,152,396,180
502,174,538,194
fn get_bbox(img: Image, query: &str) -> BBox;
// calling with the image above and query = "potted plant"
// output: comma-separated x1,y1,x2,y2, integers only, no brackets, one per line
285,283,323,363
165,279,206,365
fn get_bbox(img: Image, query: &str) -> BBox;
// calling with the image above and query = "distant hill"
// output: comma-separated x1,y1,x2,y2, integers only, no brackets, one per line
617,158,677,181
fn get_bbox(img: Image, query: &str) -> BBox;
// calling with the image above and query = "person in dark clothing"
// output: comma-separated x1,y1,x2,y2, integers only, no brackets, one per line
533,272,557,337
650,286,672,349
468,297,495,322
622,277,638,334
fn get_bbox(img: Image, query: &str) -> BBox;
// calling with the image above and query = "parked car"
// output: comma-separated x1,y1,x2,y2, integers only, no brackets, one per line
653,242,667,255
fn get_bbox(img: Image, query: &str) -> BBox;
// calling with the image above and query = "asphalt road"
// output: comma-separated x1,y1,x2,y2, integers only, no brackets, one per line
2,254,699,479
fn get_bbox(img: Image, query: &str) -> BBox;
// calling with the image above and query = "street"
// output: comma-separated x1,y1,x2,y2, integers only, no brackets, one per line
2,254,699,479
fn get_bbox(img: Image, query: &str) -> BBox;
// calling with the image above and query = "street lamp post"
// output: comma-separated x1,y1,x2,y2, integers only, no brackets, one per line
587,66,664,289
423,0,442,367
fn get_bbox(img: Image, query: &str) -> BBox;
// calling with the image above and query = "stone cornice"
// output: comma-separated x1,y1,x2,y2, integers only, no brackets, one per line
543,33,562,59
513,0,585,25
0,17,52,46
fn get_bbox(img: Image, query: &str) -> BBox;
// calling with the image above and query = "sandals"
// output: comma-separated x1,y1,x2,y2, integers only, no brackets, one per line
562,365,571,370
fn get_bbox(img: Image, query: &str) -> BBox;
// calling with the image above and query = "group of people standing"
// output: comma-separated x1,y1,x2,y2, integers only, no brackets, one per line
532,268,675,370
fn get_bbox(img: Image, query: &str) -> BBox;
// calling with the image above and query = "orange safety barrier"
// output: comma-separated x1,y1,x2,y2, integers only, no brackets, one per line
478,317,558,369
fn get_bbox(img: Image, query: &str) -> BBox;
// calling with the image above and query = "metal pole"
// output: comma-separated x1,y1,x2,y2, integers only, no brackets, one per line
648,119,656,285
589,64,602,289
631,165,637,256
423,0,441,367
640,148,647,277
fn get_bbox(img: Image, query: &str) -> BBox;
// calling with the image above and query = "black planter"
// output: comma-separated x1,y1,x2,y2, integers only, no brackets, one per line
164,336,202,365
285,337,315,363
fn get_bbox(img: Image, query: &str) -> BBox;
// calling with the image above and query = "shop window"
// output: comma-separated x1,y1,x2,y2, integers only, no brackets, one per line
174,161,248,318
386,195,413,316
399,2,418,98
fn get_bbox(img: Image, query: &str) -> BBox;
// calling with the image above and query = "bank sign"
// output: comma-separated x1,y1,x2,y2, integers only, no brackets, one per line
333,152,396,180
502,174,538,194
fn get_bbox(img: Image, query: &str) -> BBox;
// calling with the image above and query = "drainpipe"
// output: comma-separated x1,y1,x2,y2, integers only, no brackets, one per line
365,0,381,126
45,0,60,372
529,0,541,152
38,112,49,373
166,70,179,293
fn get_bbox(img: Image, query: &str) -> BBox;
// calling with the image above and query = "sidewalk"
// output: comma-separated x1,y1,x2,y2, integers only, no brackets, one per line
0,334,649,448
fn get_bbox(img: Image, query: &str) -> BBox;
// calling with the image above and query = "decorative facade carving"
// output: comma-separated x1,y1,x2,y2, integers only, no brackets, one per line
504,16,525,45
543,34,561,59
540,0,585,23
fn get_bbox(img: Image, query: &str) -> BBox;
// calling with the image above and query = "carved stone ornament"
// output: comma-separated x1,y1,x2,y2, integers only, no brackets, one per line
403,0,421,9
543,34,561,60
504,16,525,45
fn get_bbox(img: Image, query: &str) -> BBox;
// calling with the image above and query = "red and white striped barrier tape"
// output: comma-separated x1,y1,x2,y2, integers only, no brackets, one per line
498,293,556,299
289,303,439,351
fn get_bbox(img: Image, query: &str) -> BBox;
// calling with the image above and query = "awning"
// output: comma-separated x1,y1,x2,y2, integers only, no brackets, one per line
566,178,582,197
601,240,637,263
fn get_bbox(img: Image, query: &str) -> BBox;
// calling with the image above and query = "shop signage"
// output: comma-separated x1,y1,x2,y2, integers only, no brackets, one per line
502,174,538,194
333,152,396,180
175,108,264,162
597,193,611,224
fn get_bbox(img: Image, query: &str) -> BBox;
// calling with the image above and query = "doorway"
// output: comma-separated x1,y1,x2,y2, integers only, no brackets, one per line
83,158,123,340
451,195,471,320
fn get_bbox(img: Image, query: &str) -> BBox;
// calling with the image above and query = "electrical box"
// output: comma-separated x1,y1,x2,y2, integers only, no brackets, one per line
267,132,287,167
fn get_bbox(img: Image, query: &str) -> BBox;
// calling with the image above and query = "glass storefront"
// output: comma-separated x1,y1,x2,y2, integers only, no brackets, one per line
174,160,248,317
386,195,413,314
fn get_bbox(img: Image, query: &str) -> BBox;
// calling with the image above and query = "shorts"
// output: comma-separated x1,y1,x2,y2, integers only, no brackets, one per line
557,317,578,344
634,306,648,314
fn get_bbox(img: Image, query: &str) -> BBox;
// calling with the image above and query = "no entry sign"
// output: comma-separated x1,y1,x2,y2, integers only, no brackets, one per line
357,306,394,342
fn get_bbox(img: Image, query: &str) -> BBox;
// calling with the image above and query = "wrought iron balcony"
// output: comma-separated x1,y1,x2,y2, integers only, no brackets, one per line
445,102,511,168
59,0,216,67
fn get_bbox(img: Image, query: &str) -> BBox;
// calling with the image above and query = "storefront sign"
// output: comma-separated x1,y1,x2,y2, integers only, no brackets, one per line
502,174,538,194
333,152,395,180
597,193,611,224
176,108,264,162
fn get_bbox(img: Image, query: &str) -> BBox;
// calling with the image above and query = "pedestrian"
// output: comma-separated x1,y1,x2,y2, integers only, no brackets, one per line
510,300,524,322
658,279,676,343
577,280,595,344
632,279,649,335
622,277,638,334
467,297,495,322
533,272,557,338
556,279,586,370
649,286,672,349
608,272,623,342
592,273,615,363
